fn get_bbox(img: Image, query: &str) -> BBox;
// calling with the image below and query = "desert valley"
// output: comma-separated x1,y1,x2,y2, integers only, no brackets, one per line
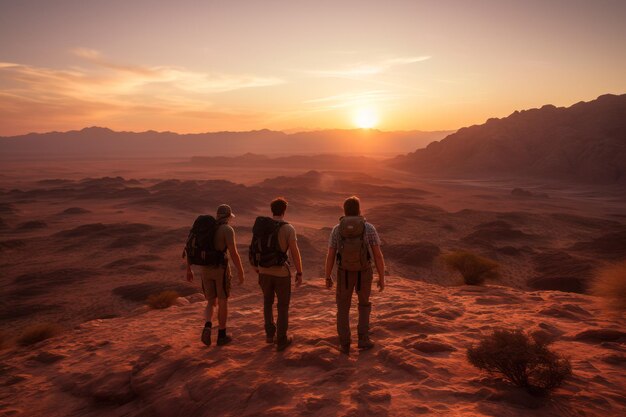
0,95,624,416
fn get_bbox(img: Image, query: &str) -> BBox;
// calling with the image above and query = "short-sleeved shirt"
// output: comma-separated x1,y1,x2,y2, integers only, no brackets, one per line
328,222,381,249
192,223,235,280
258,220,297,278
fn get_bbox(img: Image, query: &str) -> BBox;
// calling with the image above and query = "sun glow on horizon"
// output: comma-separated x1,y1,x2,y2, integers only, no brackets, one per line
353,107,379,129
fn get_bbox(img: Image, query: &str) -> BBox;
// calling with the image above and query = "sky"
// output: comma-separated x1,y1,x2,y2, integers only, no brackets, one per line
0,0,625,135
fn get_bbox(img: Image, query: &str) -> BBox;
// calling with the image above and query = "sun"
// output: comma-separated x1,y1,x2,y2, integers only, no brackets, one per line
353,107,379,129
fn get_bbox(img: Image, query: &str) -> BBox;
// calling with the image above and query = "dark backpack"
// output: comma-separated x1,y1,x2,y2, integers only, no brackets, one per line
182,215,226,266
336,216,371,271
249,216,289,268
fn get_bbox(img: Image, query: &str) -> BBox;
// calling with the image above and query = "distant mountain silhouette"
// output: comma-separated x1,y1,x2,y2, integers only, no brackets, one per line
0,127,452,158
189,153,376,170
392,94,626,183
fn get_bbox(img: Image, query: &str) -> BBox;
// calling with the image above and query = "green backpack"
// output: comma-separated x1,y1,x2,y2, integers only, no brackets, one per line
337,216,371,271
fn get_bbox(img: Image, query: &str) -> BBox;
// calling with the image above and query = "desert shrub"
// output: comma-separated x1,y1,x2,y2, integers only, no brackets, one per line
467,329,571,395
442,251,499,285
589,261,626,311
18,324,60,347
146,290,180,309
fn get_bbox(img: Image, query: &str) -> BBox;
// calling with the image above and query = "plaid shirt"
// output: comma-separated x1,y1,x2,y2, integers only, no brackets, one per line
328,222,381,249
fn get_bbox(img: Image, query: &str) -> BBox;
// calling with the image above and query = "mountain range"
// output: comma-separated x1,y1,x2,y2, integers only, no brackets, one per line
391,94,626,183
0,128,452,158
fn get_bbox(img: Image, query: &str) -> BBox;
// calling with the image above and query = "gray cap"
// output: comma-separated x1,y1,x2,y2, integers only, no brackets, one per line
216,204,235,219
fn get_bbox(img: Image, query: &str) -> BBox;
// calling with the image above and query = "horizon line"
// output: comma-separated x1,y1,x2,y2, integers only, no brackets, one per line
0,125,458,138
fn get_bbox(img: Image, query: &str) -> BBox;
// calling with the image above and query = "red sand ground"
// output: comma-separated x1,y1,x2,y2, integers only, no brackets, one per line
1,278,625,416
0,158,625,416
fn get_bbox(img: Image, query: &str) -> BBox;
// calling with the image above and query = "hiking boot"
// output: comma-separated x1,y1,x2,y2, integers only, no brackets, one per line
201,325,212,346
217,335,232,346
340,343,351,354
357,334,374,350
276,337,293,352
266,335,276,344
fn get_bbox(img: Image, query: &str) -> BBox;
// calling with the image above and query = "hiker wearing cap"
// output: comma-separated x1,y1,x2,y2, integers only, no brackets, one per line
249,197,303,351
325,196,385,354
184,204,245,346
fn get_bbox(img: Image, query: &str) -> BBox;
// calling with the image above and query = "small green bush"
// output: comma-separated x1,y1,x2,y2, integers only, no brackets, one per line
442,251,499,285
18,324,60,347
590,261,626,311
467,329,572,395
146,290,180,309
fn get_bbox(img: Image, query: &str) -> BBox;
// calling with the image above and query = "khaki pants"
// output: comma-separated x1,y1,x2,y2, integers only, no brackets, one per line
336,267,373,345
192,265,230,301
259,273,291,343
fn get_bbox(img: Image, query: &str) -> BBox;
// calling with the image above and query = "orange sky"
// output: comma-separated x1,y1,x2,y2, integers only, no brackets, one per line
1,0,625,135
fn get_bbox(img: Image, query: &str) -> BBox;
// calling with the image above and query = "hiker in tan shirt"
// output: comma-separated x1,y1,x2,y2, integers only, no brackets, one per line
185,204,245,346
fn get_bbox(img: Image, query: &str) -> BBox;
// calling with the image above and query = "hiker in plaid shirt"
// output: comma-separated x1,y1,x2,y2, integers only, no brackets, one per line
324,196,386,354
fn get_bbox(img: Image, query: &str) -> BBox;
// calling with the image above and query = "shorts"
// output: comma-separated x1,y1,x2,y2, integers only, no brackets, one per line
192,265,231,300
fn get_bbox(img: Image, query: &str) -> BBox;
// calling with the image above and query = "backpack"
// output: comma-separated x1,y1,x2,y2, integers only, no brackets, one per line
336,216,371,271
249,216,289,268
182,215,226,266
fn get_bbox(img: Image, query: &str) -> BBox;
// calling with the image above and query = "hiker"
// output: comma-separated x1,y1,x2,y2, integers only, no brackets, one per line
184,204,245,346
249,197,303,351
325,196,385,354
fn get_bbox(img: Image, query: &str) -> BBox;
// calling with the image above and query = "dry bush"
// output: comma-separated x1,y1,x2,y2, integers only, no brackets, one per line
589,261,626,311
467,329,572,395
146,290,180,309
442,251,499,285
18,324,60,347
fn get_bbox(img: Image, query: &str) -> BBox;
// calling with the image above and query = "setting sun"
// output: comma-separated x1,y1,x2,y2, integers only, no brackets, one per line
353,107,379,129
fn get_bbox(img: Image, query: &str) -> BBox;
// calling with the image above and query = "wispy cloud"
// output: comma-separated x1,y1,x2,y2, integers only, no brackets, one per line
0,49,284,134
307,55,431,78
304,90,403,109
69,48,284,94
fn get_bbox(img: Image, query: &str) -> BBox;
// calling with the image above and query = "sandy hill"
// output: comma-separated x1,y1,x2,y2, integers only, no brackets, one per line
0,128,452,158
391,94,626,183
1,276,624,417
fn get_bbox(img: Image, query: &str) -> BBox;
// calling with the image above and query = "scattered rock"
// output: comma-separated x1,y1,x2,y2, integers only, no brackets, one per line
112,281,196,302
30,351,66,364
423,306,463,320
284,346,336,371
104,255,161,269
601,354,626,367
386,242,441,267
511,188,548,198
529,251,593,293
377,346,429,378
463,221,538,247
186,293,205,304
412,340,457,354
574,329,626,343
570,230,626,260
61,207,91,215
16,220,47,231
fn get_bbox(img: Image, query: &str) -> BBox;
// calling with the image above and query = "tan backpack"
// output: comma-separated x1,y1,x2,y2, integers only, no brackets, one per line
337,216,371,271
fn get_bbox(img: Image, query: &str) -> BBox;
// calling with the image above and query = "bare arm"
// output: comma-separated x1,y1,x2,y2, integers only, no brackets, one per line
289,238,303,286
371,245,385,291
185,260,193,282
325,247,336,279
324,247,336,288
227,238,245,284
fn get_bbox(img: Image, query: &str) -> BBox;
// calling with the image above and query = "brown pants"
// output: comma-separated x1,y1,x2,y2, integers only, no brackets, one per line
259,273,291,343
336,267,373,345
